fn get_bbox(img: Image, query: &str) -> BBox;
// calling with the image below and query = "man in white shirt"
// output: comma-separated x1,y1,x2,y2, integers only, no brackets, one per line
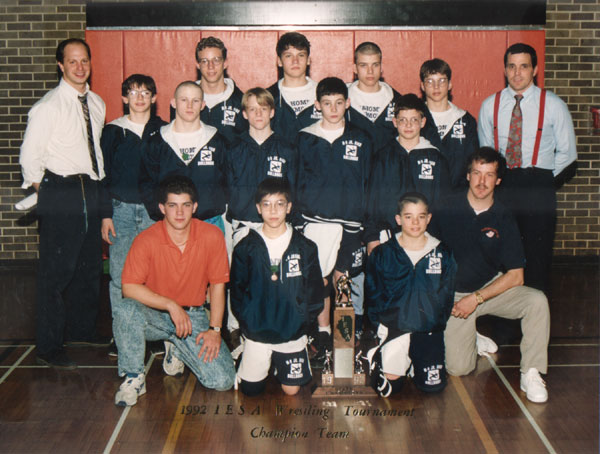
20,38,108,369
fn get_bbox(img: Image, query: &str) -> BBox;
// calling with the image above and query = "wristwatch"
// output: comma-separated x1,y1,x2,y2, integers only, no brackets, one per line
209,326,221,333
474,291,485,305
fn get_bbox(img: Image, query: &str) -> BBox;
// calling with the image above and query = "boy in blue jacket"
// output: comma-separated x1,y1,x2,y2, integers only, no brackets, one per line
100,74,167,359
365,192,456,397
231,178,324,396
295,76,372,365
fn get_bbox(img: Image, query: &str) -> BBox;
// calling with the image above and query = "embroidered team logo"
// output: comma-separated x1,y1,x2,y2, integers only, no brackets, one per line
352,248,364,268
386,103,395,122
286,254,302,278
418,158,435,180
221,106,239,126
344,144,359,161
198,147,215,166
451,120,466,140
268,158,284,177
426,253,442,274
286,358,305,379
426,368,441,385
310,105,322,120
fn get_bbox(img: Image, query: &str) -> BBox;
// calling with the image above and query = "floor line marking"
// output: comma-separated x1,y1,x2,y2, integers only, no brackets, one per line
486,356,557,454
162,372,197,454
450,375,499,454
103,354,156,454
0,345,34,384
497,364,599,368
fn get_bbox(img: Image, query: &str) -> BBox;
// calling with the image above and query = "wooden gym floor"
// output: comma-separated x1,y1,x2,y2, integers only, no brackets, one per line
0,260,598,454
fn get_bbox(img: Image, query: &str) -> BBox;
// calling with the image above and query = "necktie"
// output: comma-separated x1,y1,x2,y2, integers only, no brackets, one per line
78,93,99,177
505,94,523,169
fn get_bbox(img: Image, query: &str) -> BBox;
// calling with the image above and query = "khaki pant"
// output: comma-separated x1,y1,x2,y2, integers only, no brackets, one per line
444,285,549,376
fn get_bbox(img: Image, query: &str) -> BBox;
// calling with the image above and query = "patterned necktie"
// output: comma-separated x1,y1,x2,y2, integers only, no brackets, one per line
505,94,523,169
78,93,99,177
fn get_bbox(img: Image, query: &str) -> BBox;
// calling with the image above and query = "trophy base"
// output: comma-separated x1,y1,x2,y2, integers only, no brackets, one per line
312,377,377,398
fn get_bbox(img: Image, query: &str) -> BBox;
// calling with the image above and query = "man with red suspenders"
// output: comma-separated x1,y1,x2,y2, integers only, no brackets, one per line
478,43,576,293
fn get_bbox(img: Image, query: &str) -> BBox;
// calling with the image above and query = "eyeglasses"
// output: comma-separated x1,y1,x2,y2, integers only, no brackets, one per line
198,57,224,66
424,78,448,87
396,117,421,125
260,200,288,211
128,89,152,98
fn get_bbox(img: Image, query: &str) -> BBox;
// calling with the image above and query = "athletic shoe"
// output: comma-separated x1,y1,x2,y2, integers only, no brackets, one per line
163,341,184,376
366,346,391,397
36,349,77,370
115,373,146,406
476,332,498,357
520,368,548,403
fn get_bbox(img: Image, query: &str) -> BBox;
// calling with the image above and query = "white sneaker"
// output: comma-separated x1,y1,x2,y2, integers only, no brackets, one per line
476,332,498,357
163,341,185,376
115,373,146,406
520,368,548,403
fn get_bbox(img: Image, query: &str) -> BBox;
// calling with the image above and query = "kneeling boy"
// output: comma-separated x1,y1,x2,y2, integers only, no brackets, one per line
365,192,456,397
231,178,324,396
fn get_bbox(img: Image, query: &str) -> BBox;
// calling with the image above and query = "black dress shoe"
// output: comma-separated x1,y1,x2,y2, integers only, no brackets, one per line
36,350,77,370
64,334,113,347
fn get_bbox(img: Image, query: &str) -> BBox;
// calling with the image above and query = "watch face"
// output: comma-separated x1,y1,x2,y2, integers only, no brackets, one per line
211,326,221,332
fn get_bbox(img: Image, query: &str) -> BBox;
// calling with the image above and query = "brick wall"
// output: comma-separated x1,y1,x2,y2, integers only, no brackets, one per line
546,0,600,256
0,0,598,261
0,0,86,260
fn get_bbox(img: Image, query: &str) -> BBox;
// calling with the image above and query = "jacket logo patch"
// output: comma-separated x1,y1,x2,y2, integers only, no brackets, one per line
352,248,364,268
267,157,285,177
342,140,361,161
310,105,322,120
418,158,435,180
451,120,466,140
426,252,442,274
221,106,239,126
286,254,302,277
198,147,215,166
386,103,395,122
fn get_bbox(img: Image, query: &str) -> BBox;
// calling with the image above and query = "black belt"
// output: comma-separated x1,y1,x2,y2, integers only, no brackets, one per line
45,170,94,181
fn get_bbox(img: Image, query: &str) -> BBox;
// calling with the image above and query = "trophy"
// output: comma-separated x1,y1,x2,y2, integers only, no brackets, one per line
313,271,372,396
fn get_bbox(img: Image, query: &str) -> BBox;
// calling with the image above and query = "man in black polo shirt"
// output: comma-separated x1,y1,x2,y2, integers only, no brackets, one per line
429,147,550,403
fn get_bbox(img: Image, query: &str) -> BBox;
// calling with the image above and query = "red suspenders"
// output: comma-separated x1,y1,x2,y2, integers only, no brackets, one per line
493,89,546,166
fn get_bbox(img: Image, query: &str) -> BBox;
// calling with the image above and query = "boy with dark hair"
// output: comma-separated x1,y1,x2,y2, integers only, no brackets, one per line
365,192,456,397
295,76,372,364
419,58,479,189
347,41,401,152
231,177,324,396
268,32,321,143
365,93,450,255
139,81,229,232
116,174,235,406
194,36,247,145
224,87,298,354
100,74,167,359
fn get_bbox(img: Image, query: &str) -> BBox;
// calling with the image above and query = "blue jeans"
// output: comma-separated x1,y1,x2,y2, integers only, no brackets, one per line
109,200,154,366
119,303,235,390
